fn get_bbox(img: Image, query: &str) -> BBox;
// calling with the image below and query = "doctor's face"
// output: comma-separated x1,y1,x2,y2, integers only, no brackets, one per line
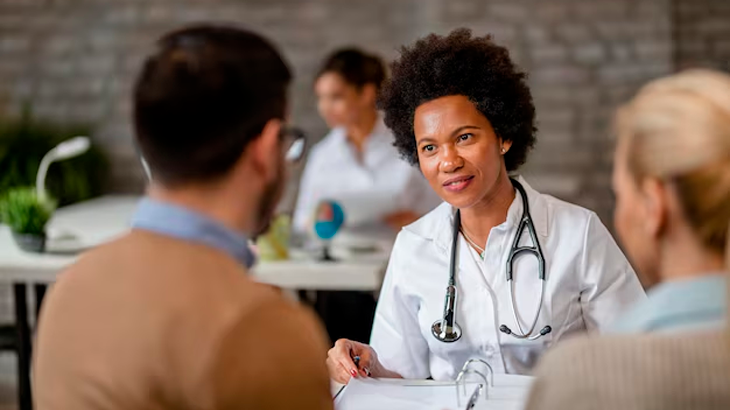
414,95,510,209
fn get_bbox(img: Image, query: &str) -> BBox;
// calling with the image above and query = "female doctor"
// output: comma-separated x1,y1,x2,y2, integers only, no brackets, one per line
326,29,646,382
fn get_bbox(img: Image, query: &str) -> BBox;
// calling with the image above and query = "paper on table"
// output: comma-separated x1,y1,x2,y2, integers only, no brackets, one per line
45,196,138,246
44,196,139,254
334,192,402,227
334,378,528,410
335,378,468,410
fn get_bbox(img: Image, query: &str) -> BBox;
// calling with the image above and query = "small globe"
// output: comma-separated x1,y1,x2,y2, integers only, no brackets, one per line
313,200,345,240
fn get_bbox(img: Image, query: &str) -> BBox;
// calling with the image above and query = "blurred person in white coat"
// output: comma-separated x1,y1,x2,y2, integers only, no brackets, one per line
293,48,441,239
294,48,442,345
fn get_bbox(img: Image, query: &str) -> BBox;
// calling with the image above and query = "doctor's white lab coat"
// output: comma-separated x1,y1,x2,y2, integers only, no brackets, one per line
293,119,441,235
370,177,646,379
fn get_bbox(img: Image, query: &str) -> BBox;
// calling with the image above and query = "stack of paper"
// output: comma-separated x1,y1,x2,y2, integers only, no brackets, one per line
335,376,533,410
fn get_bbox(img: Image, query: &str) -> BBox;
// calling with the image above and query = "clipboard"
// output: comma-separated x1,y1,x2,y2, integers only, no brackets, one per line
334,358,532,410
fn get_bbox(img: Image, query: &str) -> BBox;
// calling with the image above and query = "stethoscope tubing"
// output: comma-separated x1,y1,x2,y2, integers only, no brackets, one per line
433,178,550,343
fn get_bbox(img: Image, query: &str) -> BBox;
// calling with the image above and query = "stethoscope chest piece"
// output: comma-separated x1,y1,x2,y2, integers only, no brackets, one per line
432,319,462,343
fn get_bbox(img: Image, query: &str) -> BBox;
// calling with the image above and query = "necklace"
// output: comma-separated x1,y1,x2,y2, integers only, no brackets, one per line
459,227,485,260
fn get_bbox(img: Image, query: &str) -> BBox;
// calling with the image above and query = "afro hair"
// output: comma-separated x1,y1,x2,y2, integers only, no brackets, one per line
379,28,537,171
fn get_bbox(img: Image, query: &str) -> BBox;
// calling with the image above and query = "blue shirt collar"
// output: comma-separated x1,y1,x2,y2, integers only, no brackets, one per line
611,274,727,334
130,197,256,269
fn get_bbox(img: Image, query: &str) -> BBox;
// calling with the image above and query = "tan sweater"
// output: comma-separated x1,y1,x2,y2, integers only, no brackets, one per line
33,230,333,410
526,332,730,410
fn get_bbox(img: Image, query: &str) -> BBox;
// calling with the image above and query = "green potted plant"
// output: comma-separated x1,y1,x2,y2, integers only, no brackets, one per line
0,187,56,253
0,109,108,209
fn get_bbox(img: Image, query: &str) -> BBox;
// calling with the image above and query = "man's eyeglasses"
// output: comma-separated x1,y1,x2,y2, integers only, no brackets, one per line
280,126,307,163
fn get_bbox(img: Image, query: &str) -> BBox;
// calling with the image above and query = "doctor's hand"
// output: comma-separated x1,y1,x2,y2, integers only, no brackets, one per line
327,339,379,384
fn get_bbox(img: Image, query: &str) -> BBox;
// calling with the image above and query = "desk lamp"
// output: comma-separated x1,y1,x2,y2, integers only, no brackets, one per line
36,136,90,201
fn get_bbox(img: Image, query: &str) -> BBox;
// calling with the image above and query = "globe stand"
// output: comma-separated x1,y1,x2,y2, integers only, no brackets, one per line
313,200,344,263
319,243,337,262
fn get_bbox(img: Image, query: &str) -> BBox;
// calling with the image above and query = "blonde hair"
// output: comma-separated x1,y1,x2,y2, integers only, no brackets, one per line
616,69,730,269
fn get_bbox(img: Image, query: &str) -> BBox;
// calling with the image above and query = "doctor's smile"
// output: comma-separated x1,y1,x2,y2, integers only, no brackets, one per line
442,175,474,192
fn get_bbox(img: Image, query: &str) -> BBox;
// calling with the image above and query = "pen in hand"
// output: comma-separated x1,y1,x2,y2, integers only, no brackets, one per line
352,355,360,378
351,355,371,378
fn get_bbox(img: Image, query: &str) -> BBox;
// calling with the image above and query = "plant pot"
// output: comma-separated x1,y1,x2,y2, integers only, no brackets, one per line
11,231,46,253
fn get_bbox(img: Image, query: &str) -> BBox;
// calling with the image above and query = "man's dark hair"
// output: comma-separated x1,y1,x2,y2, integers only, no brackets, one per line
133,25,292,185
316,48,386,92
379,28,536,171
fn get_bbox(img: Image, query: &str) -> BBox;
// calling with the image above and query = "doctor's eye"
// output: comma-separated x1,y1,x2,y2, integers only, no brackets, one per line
458,133,474,142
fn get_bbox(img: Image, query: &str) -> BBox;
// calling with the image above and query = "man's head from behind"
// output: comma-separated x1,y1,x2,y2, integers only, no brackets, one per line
134,25,292,236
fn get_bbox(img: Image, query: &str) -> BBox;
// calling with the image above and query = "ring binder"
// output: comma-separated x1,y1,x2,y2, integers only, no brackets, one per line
455,358,494,407
460,358,495,387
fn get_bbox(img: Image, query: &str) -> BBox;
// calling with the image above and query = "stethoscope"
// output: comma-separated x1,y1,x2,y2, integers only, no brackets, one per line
431,178,552,343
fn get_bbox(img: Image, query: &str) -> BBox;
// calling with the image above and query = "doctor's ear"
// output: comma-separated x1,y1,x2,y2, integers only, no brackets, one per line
640,177,668,238
500,139,513,155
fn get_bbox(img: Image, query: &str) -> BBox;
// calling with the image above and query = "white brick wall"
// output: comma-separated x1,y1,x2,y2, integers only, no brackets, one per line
676,0,730,72
0,0,688,219
0,0,725,215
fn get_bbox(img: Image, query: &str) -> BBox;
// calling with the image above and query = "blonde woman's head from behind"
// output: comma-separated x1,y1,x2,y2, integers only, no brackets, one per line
612,69,730,287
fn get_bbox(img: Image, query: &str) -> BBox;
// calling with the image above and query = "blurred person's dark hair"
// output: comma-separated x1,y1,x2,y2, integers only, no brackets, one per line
133,25,292,186
316,48,386,92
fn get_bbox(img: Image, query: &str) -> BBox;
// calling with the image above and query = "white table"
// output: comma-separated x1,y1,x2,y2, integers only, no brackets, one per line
0,195,389,410
0,196,388,290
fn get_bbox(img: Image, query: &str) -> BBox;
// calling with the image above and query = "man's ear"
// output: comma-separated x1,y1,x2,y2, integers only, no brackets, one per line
641,177,668,239
248,119,282,181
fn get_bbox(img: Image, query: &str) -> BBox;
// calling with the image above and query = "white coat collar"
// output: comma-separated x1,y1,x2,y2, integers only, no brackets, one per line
404,176,549,254
329,114,390,147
